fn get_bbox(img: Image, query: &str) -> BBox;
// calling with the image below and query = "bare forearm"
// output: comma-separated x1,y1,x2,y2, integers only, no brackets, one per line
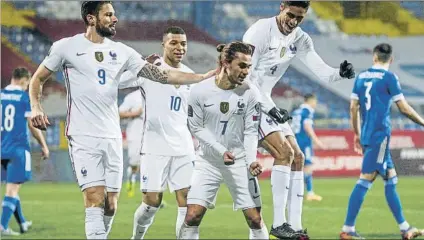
137,63,207,85
351,109,360,136
401,105,424,126
29,77,45,109
29,125,48,148
119,111,141,119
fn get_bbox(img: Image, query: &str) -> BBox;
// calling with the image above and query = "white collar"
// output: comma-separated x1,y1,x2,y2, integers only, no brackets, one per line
5,85,23,91
300,103,314,113
371,64,389,71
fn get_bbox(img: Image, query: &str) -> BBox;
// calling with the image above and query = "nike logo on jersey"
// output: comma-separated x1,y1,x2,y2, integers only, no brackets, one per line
204,104,214,107
76,52,87,56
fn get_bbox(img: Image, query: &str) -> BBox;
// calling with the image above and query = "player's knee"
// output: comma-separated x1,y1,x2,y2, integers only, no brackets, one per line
293,150,305,165
274,141,294,165
246,214,262,229
104,194,118,216
184,208,204,226
84,186,106,208
5,183,20,197
356,178,373,189
384,176,398,187
142,192,163,208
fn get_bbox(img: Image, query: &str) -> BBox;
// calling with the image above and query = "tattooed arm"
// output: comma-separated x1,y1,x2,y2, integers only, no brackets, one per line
137,63,216,85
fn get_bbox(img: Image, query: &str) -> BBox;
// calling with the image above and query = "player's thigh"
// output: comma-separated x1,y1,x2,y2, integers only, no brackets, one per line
260,131,293,163
168,155,194,192
222,165,261,211
68,135,105,191
127,140,141,167
140,154,172,192
103,138,124,192
4,148,31,184
187,160,222,210
361,137,391,180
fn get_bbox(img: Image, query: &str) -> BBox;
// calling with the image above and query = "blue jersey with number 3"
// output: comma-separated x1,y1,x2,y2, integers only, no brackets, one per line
351,67,403,146
1,86,31,157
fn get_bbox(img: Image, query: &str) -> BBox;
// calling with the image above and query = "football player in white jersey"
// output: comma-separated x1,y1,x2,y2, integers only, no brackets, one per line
178,42,268,240
119,89,144,197
28,2,215,239
130,26,197,239
242,1,356,239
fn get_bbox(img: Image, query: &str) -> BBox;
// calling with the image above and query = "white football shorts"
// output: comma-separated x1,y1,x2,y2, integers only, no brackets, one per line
258,111,294,140
140,154,194,193
187,157,262,211
67,135,123,192
127,139,141,166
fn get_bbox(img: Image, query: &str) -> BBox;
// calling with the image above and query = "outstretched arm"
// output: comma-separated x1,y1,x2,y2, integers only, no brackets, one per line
298,34,355,83
137,63,216,85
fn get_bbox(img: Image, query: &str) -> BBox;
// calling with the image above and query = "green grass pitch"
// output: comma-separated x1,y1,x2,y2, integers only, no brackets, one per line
2,177,423,239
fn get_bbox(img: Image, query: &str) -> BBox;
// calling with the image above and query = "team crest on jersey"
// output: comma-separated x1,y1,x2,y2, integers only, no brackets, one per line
109,51,117,60
174,84,180,89
289,44,297,54
220,102,229,114
236,100,245,115
280,47,286,58
95,52,104,62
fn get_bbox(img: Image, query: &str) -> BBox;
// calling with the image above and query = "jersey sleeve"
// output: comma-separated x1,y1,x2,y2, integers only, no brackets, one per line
187,89,228,157
351,77,360,100
42,39,67,72
23,92,31,117
387,73,404,102
123,45,147,80
243,92,260,166
297,32,343,83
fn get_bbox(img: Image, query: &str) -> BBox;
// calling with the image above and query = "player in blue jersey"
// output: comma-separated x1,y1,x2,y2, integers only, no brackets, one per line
291,94,326,202
1,68,49,236
340,44,424,240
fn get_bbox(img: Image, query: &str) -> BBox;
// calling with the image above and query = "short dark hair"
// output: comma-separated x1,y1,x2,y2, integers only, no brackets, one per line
282,1,310,9
81,1,112,26
304,93,316,102
373,43,392,63
12,67,31,80
216,41,253,67
163,26,186,36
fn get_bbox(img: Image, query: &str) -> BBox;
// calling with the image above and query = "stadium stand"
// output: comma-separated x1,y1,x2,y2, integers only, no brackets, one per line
2,1,423,129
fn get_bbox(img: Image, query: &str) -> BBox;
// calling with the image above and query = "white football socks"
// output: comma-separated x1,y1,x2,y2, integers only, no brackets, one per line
271,165,291,228
288,171,304,231
132,202,159,239
178,222,199,239
176,207,187,237
85,207,107,239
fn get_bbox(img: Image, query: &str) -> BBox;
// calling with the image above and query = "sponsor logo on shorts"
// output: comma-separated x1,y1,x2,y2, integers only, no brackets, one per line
142,175,148,183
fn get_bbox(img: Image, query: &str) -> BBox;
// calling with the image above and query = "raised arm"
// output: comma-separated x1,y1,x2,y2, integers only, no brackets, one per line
137,63,216,85
298,33,355,83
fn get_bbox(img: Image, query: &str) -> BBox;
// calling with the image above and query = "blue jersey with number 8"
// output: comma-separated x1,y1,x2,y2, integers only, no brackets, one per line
351,67,403,146
1,86,31,156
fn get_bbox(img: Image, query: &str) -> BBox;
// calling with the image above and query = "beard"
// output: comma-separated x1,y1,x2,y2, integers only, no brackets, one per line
95,21,116,38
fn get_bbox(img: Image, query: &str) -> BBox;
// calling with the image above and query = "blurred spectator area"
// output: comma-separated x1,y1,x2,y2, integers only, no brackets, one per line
2,1,423,129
